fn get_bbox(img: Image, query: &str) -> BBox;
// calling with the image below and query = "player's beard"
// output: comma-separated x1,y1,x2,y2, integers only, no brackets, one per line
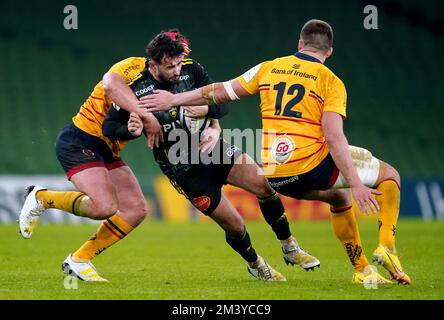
159,74,179,85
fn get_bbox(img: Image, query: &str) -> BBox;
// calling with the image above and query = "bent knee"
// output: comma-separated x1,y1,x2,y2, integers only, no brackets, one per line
378,161,401,186
328,189,352,208
252,177,275,199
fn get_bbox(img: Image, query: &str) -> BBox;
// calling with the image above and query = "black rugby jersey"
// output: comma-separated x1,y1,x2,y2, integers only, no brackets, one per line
103,59,229,178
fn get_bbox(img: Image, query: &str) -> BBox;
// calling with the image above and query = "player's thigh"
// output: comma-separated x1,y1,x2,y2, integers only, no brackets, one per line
70,166,118,213
332,146,380,188
209,194,245,237
226,153,274,198
171,165,222,215
108,165,147,219
303,189,351,208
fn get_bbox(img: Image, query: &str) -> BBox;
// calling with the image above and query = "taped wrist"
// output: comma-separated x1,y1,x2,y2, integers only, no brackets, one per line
202,83,216,105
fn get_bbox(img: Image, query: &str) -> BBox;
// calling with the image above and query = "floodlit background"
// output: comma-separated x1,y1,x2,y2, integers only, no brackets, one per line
0,0,443,222
1,0,444,301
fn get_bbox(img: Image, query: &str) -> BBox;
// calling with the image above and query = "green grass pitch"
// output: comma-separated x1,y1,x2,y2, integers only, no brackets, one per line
0,219,443,300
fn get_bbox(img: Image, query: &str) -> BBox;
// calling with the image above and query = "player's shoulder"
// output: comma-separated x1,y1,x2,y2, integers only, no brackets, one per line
181,58,204,70
314,62,345,87
110,57,146,78
181,58,209,77
114,56,146,66
262,55,295,70
181,57,195,66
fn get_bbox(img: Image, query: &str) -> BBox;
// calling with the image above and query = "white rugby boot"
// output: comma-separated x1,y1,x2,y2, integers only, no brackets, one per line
62,254,108,282
19,185,46,239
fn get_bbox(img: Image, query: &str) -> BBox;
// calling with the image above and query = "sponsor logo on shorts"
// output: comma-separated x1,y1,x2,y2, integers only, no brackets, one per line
271,136,295,164
82,149,95,159
269,175,299,188
192,196,211,212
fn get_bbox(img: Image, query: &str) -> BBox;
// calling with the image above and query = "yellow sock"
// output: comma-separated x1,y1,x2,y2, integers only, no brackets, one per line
36,190,89,216
72,214,134,262
331,205,369,273
376,180,400,251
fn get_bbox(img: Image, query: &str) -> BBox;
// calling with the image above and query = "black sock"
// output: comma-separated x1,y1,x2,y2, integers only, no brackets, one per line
258,192,291,240
225,228,258,263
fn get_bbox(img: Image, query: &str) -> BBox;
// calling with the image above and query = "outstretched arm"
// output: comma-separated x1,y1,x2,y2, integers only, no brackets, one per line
140,79,250,112
322,111,381,215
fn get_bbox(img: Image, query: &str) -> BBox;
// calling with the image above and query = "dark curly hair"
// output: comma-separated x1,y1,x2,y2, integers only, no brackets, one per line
145,31,185,63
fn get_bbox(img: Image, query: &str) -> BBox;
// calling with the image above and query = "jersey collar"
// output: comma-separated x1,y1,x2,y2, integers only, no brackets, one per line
294,51,322,64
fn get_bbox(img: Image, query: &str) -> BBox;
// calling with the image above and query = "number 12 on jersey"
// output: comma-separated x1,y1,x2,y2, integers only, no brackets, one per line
273,82,305,118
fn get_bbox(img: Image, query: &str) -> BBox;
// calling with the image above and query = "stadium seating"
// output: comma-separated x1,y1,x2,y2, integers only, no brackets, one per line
0,0,442,179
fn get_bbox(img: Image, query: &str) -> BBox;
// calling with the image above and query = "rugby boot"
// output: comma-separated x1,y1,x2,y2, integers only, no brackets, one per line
62,254,108,282
247,256,286,282
372,245,411,285
19,185,46,239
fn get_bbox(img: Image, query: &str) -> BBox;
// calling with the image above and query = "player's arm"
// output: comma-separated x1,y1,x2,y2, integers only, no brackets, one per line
102,106,141,140
102,62,163,148
103,72,155,122
141,79,250,112
191,60,231,118
322,111,380,214
182,101,229,119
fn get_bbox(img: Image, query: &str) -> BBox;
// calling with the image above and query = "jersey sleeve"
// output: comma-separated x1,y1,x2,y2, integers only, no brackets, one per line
236,62,268,95
102,105,139,140
323,76,347,118
108,57,146,83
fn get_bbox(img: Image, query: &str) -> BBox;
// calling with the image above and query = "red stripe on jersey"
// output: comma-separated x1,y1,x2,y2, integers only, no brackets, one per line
259,88,270,91
262,144,324,165
309,94,324,104
263,131,320,140
87,100,106,118
79,111,96,123
91,95,105,101
262,116,321,126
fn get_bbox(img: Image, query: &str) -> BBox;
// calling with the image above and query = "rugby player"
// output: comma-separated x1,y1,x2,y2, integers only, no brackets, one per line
18,30,185,282
102,31,320,281
142,20,411,285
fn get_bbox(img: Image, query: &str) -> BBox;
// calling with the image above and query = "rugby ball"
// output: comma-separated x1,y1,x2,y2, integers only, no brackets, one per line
179,107,210,135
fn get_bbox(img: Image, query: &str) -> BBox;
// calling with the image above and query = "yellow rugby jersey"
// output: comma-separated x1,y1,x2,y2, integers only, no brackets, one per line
72,57,146,156
237,52,347,178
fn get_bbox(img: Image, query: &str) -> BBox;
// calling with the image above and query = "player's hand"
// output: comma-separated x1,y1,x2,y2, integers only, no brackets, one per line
183,105,209,118
199,126,220,153
351,184,381,215
139,90,174,112
138,110,164,149
127,112,143,137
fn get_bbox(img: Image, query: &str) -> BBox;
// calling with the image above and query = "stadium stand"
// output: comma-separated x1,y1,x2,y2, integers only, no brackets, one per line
0,0,443,179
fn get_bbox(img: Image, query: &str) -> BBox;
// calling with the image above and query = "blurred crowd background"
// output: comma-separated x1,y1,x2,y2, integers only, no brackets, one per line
0,0,442,221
